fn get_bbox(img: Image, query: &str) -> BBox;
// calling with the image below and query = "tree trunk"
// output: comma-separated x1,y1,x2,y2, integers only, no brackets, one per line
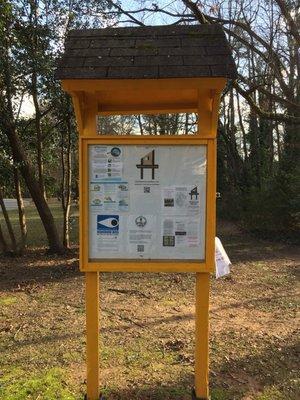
236,92,248,159
0,222,8,254
137,115,144,135
4,123,64,253
29,0,46,199
0,187,17,253
13,166,27,252
1,118,62,255
185,113,189,135
32,71,46,199
61,120,72,248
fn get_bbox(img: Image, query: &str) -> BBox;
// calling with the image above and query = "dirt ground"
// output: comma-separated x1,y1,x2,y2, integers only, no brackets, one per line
0,221,299,400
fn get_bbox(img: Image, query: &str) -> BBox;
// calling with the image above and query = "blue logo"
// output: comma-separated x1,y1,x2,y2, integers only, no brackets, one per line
97,215,119,235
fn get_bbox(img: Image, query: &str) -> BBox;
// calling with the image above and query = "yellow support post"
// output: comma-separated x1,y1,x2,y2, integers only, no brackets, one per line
195,272,210,400
85,272,100,400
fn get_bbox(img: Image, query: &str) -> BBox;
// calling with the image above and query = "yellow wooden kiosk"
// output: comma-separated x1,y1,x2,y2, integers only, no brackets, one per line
56,24,236,400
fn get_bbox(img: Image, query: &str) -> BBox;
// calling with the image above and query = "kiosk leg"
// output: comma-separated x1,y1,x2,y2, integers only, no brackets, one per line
86,272,100,400
194,272,210,400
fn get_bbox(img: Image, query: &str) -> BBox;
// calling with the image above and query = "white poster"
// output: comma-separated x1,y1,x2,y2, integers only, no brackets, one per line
88,144,207,260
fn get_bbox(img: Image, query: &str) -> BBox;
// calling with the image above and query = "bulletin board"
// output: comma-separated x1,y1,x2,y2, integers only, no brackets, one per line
80,137,216,273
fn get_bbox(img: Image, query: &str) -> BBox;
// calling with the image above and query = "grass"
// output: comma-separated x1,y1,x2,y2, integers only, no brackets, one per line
255,387,285,400
0,296,18,306
0,200,79,248
0,368,77,400
210,388,234,400
0,206,299,400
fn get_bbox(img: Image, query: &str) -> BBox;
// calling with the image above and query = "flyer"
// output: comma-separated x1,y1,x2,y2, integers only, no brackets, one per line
162,217,200,248
90,182,129,212
134,148,160,185
187,185,201,214
162,218,175,247
128,215,155,256
91,145,123,181
95,214,120,252
162,186,200,215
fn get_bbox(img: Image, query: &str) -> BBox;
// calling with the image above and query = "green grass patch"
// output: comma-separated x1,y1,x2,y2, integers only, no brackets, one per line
255,386,285,400
211,388,235,400
102,384,190,400
0,202,78,248
0,367,77,400
0,296,18,306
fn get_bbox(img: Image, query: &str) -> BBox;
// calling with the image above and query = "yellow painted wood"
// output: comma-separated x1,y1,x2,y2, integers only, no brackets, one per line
79,96,97,270
85,272,100,400
196,89,223,139
79,130,84,269
83,261,208,273
80,136,89,270
195,272,210,399
97,88,198,114
68,85,224,121
197,89,212,138
99,104,197,116
83,95,98,137
70,91,85,133
81,135,209,145
205,140,217,272
211,90,222,136
62,77,227,93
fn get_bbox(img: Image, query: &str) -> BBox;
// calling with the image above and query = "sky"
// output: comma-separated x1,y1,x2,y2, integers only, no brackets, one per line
19,95,35,117
119,0,182,25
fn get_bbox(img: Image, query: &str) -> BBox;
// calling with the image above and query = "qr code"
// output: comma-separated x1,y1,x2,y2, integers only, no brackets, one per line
163,236,175,247
137,245,144,252
144,186,150,193
164,198,174,207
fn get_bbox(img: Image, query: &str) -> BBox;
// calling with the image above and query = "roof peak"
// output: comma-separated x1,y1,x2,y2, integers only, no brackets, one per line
68,24,224,38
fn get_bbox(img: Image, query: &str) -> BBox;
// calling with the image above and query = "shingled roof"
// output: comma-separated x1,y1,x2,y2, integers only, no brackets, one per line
55,24,237,80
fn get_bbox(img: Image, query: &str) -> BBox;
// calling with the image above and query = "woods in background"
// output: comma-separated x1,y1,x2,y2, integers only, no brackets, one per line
0,0,299,254
0,0,116,253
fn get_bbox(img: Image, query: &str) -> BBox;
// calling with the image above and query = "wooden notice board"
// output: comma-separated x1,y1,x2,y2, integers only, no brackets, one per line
56,22,237,400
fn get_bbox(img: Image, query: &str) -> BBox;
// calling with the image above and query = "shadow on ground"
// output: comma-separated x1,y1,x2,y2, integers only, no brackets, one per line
214,333,299,400
0,250,80,292
100,372,194,400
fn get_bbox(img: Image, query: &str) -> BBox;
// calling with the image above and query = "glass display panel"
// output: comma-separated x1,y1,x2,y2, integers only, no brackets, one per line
88,144,206,261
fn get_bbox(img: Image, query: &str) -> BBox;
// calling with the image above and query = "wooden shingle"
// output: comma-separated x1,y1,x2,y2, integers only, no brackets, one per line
56,24,237,80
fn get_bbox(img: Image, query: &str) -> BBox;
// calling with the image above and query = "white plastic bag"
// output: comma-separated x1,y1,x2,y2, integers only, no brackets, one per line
215,237,231,278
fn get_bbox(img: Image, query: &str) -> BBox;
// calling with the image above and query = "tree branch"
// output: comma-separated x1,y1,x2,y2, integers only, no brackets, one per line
181,0,211,24
237,75,300,112
232,81,300,124
106,0,145,26
20,105,53,134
